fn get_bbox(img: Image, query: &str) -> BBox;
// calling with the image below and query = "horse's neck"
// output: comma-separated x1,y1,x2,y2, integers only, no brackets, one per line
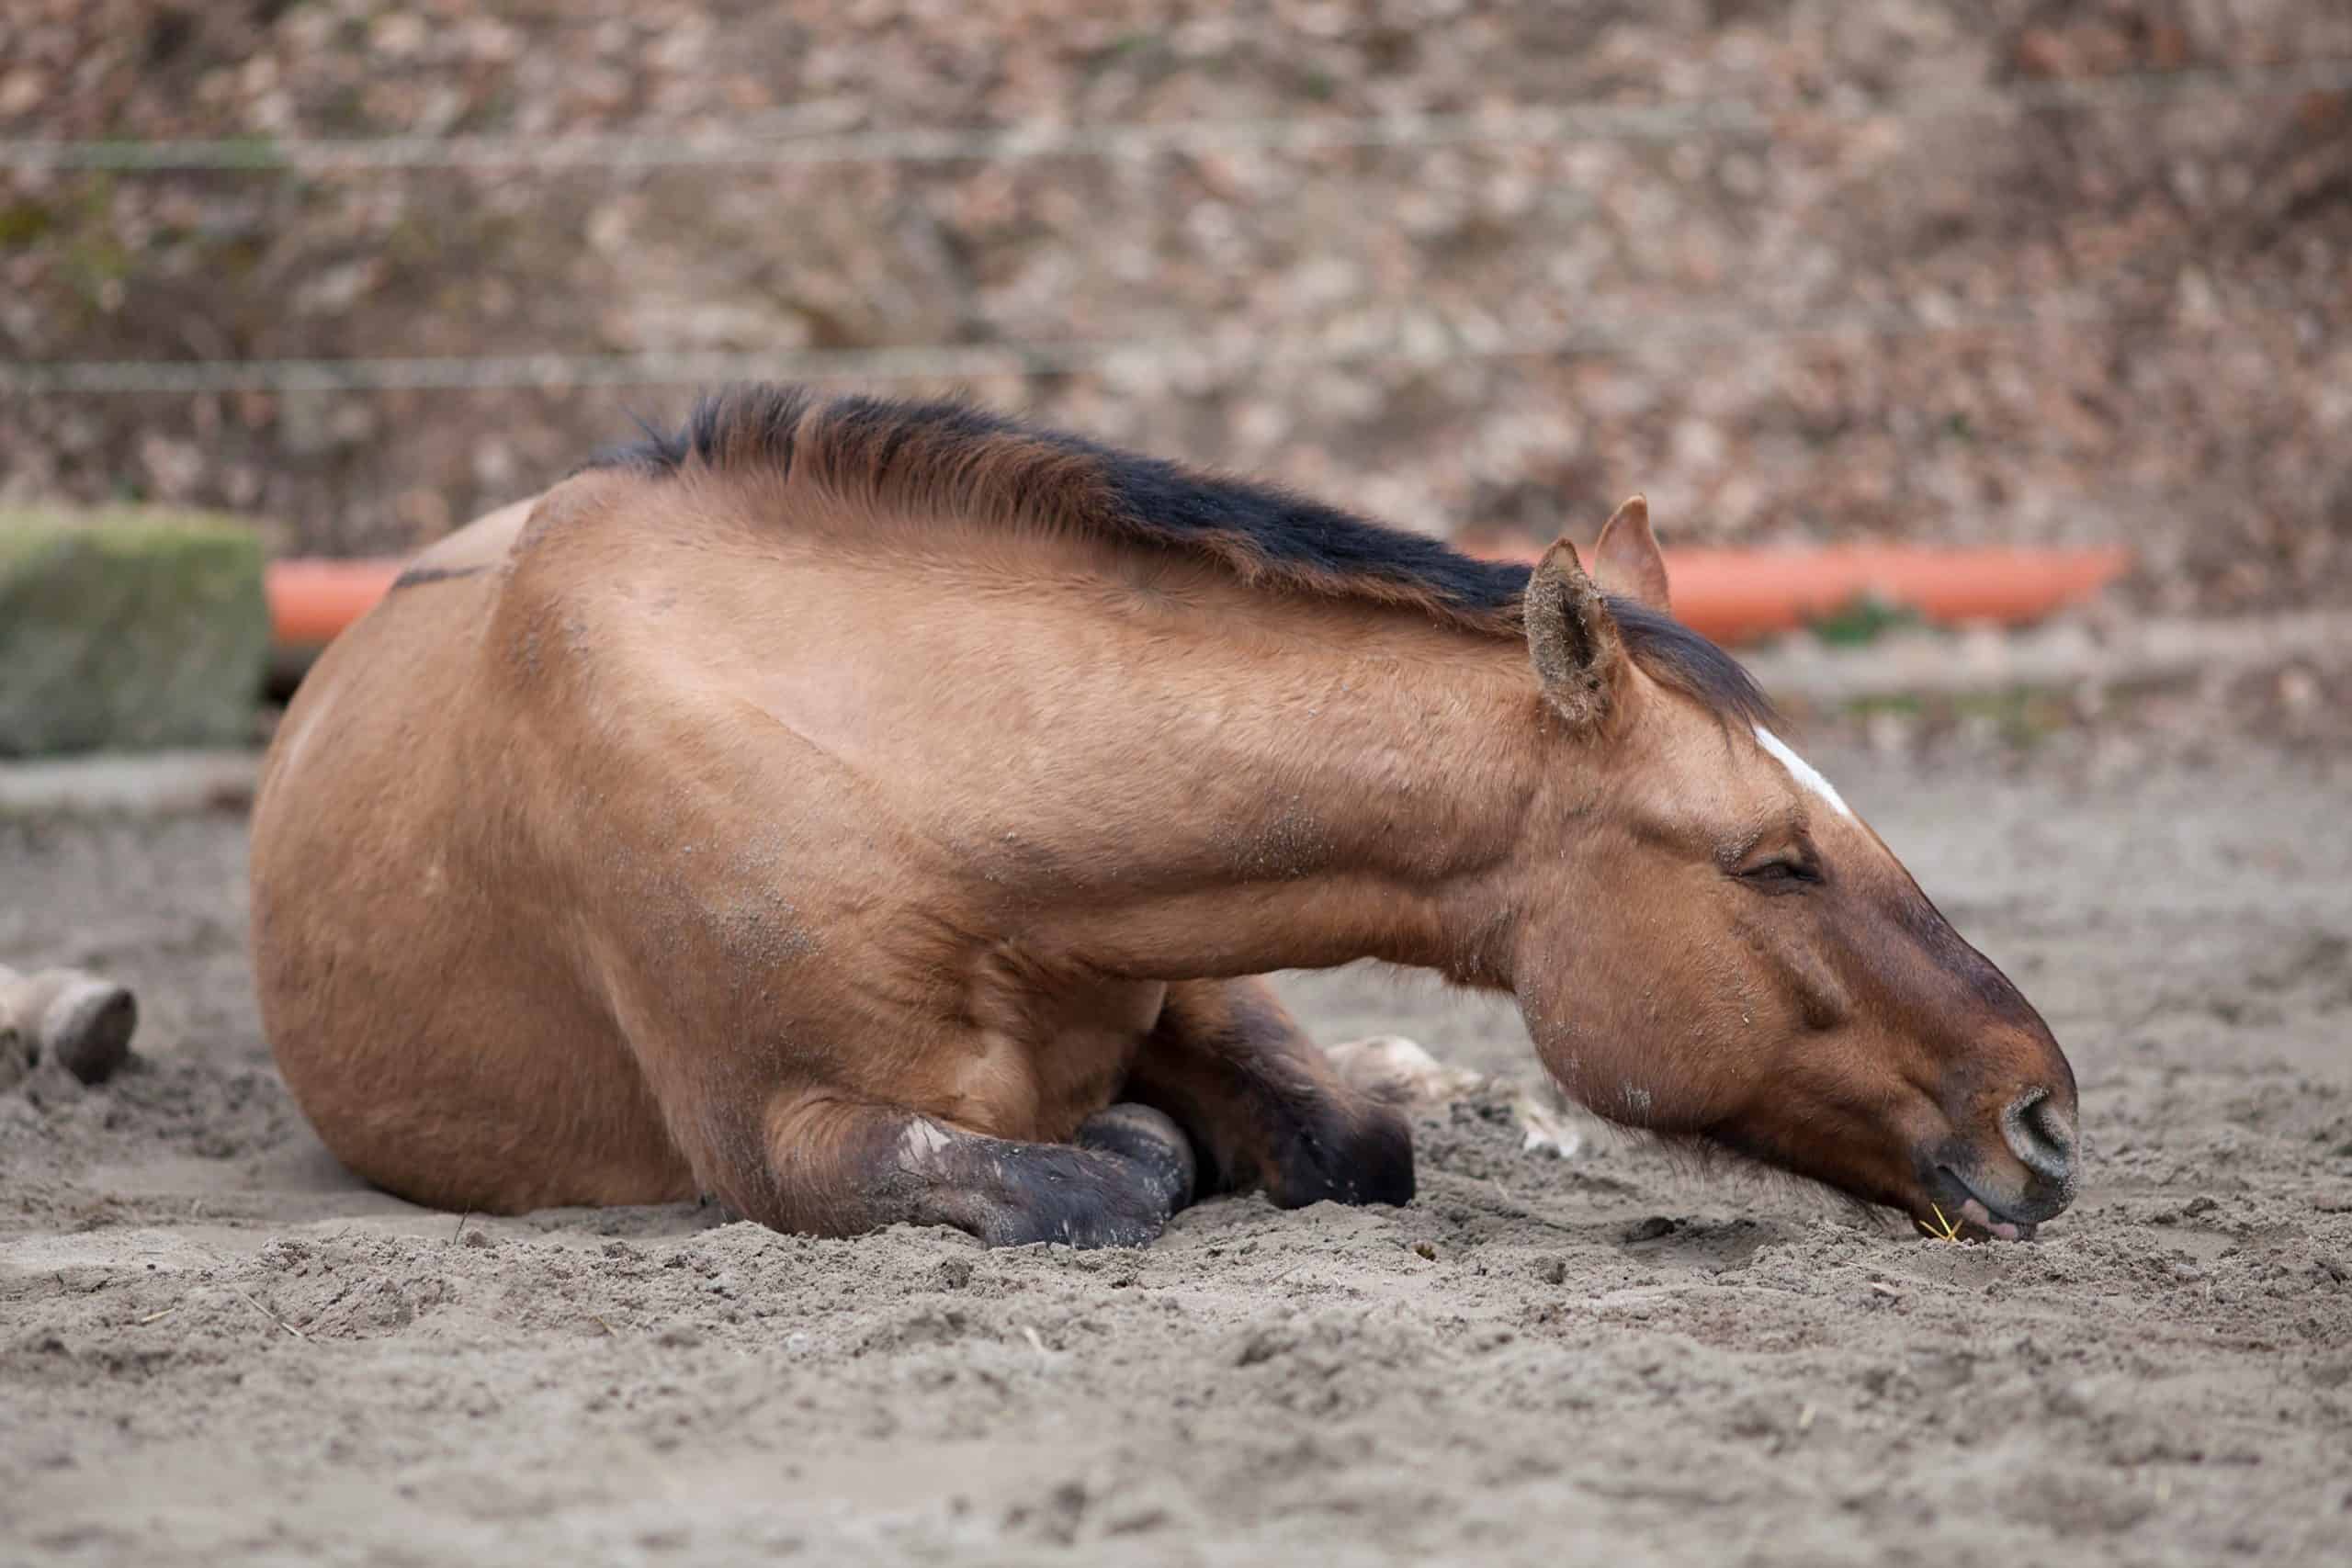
695,512,1555,986
1001,592,1547,987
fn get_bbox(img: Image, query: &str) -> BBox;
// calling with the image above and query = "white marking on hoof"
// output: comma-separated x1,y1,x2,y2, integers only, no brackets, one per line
1514,1093,1587,1159
1753,726,1853,818
1514,1077,1601,1159
897,1117,956,1172
1322,1034,1484,1106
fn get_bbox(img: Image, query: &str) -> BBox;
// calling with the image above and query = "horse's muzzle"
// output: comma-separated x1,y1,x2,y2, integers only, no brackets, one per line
1914,1087,2078,1240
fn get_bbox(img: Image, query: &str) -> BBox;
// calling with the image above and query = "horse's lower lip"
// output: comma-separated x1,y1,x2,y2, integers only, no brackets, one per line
1931,1167,2038,1241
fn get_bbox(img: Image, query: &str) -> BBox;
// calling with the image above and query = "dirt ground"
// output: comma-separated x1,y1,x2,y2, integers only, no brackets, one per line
4,740,2349,1566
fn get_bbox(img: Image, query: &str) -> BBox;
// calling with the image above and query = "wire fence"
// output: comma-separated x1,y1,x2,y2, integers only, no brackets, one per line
0,57,2337,397
5,58,2352,173
0,297,2143,397
3,58,2345,173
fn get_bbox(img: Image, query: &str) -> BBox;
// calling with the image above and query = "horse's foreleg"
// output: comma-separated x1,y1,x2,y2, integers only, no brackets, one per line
751,1094,1196,1247
1125,977,1415,1209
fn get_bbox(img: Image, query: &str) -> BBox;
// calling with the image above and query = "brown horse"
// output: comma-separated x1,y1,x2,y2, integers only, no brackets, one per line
250,387,2078,1247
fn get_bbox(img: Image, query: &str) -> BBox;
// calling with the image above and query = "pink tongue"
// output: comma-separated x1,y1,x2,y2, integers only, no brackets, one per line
1958,1196,2022,1241
1956,1203,2031,1241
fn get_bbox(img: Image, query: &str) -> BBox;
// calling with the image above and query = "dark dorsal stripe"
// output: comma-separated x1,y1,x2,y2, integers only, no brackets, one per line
389,562,488,591
582,384,1771,727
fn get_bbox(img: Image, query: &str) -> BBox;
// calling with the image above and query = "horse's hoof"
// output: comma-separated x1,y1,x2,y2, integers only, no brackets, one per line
43,976,138,1084
1322,1034,1483,1106
1077,1102,1198,1216
1263,1095,1417,1210
0,1021,28,1092
1,967,139,1085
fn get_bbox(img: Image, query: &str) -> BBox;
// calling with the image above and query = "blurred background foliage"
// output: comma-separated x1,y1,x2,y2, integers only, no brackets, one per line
1,0,2346,617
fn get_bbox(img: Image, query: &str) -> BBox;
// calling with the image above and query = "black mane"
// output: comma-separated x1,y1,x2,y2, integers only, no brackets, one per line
586,385,1771,727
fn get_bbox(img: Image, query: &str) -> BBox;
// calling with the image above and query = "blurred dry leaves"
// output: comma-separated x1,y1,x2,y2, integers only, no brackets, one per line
0,0,2346,615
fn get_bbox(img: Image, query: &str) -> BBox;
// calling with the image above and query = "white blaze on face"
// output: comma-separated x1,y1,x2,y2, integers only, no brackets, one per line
1752,726,1854,820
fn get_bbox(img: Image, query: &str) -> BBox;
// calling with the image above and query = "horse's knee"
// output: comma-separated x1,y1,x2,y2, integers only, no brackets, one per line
1264,1096,1415,1210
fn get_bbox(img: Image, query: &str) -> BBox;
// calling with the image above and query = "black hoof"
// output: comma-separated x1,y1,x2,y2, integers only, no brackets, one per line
1265,1101,1416,1210
47,981,137,1085
0,968,138,1086
1079,1102,1197,1215
978,1197,1171,1250
957,1111,1196,1250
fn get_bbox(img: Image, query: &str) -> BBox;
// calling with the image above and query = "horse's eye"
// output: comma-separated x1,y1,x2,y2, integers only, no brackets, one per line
1737,858,1818,891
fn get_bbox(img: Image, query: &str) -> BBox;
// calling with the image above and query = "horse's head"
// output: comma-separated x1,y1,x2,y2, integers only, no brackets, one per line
1510,500,2077,1239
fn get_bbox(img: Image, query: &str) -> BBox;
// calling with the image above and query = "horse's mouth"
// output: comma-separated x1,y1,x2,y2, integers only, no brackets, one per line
1923,1167,2040,1243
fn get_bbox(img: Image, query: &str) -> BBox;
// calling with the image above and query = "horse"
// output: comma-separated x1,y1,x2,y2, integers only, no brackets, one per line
250,386,2078,1247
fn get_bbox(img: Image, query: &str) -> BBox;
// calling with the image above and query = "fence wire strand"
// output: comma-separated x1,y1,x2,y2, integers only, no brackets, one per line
2,59,2346,174
0,56,2336,397
0,297,2137,397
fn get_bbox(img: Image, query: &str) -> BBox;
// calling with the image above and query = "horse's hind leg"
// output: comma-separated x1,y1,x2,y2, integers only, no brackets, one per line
753,1095,1195,1247
1125,978,1414,1209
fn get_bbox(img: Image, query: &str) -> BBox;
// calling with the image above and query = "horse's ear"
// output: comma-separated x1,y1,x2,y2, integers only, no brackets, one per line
1524,536,1627,729
1592,494,1670,612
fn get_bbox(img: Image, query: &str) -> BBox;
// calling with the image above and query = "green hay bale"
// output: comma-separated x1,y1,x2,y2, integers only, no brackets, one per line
0,509,270,755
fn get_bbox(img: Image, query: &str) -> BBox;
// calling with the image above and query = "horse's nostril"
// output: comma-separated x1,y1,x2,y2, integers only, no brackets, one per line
2031,1096,2075,1154
2003,1090,2075,1186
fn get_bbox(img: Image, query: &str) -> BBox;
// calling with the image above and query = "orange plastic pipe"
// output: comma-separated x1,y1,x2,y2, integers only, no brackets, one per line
1459,542,2129,644
266,558,405,649
265,546,2128,652
1628,545,2129,644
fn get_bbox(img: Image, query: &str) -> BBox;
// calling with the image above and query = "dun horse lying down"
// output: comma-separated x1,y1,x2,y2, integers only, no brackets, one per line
252,388,2079,1247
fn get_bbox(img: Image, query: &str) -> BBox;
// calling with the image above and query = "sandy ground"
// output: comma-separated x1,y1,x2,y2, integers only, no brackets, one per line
4,742,2349,1566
